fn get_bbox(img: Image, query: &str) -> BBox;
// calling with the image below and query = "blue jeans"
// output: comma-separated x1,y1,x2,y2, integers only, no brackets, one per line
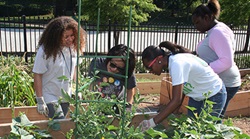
188,85,227,119
47,102,70,119
220,86,240,117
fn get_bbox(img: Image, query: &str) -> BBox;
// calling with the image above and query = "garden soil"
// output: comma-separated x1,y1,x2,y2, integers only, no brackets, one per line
138,74,250,135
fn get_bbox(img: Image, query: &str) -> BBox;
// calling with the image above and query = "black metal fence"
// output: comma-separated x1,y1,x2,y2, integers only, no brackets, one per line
1,16,250,70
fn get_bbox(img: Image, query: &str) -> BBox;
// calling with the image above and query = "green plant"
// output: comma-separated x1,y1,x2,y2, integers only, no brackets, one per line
149,93,250,139
60,75,151,139
0,55,35,107
79,58,92,76
241,74,250,91
135,58,147,73
234,55,250,69
0,113,51,139
136,77,160,82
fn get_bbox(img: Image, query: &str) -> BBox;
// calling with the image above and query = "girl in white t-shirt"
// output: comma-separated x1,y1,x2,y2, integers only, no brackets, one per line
139,41,226,132
33,16,87,119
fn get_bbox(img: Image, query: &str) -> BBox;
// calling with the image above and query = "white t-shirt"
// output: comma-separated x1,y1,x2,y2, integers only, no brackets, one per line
168,53,222,101
32,46,77,103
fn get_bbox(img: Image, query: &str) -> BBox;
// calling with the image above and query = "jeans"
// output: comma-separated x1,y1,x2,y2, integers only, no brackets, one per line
188,85,227,119
47,102,70,119
220,86,240,117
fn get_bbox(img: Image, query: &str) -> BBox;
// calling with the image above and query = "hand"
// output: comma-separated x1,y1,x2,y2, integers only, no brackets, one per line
138,118,156,132
77,92,82,100
126,103,132,112
36,97,49,116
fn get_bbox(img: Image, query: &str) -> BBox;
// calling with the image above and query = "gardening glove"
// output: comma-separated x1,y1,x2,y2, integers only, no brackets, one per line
126,103,132,112
36,97,49,116
77,92,82,100
139,118,156,132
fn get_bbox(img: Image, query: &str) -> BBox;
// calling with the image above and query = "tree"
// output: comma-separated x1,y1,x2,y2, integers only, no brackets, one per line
220,0,250,52
81,0,160,25
55,0,77,17
151,0,200,23
80,0,160,45
220,0,250,26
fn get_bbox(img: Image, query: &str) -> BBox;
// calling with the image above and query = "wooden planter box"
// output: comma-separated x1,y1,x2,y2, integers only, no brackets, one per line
1,71,249,138
0,106,167,138
136,73,167,94
160,69,250,117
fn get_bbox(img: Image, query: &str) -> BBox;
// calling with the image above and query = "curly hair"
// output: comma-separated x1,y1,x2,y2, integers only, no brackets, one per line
38,16,87,61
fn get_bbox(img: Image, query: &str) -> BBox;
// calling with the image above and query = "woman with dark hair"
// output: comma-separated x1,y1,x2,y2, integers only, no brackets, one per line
192,0,241,118
138,41,226,132
88,44,136,107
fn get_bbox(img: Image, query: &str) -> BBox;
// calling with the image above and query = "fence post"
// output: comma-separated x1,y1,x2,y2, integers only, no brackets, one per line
22,15,28,63
243,17,250,52
108,19,111,51
174,22,179,44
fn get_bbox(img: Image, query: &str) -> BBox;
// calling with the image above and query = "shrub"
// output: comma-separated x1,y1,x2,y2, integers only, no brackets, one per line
21,4,53,16
235,55,250,69
0,4,23,16
0,55,35,107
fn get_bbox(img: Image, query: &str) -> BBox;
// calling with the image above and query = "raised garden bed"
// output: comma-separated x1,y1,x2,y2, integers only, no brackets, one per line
159,76,250,117
0,105,161,138
0,70,249,138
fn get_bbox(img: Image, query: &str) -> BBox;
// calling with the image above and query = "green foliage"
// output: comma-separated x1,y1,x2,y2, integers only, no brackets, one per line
21,4,53,16
81,0,161,25
147,94,250,139
2,113,51,139
220,0,250,25
62,75,148,139
0,55,249,138
234,55,250,69
0,55,36,107
0,0,53,16
79,57,91,76
241,74,250,90
0,4,23,16
135,58,147,73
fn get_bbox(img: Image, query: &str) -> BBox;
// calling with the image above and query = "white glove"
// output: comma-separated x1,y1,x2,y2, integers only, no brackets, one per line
78,92,82,100
126,103,132,112
36,97,49,116
139,118,156,132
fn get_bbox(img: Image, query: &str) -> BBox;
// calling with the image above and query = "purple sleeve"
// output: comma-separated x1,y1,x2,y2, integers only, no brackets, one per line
208,29,234,74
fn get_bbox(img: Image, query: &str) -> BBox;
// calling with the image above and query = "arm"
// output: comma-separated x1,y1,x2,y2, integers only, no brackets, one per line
127,87,135,105
73,66,77,82
209,29,234,73
34,73,43,97
34,73,48,116
153,84,184,124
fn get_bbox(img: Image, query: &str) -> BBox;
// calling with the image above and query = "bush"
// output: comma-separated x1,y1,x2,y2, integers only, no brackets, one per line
0,4,23,16
235,55,250,69
21,4,53,16
0,55,36,107
0,1,53,16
